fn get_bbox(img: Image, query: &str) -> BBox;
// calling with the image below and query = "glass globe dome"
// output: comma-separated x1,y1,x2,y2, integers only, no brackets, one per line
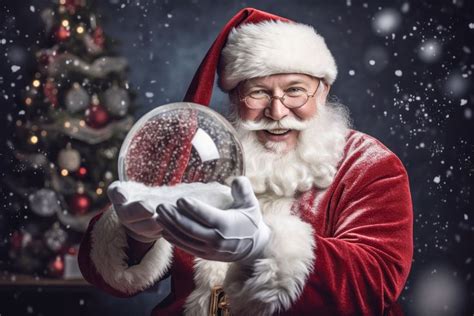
118,102,244,186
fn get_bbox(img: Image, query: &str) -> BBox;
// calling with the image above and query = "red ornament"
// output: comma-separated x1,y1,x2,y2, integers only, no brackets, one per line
93,27,105,48
10,230,32,251
48,255,65,278
55,26,71,42
38,52,51,66
85,104,110,129
61,0,86,14
10,231,23,251
43,79,59,107
69,193,91,215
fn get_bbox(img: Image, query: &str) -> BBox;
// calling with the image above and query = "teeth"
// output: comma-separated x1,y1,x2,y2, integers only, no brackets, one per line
267,129,289,135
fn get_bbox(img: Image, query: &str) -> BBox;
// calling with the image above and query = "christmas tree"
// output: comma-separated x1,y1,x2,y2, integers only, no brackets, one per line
2,0,135,279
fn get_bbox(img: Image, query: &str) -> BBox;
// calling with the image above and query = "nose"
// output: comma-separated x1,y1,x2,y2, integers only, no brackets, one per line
265,97,290,121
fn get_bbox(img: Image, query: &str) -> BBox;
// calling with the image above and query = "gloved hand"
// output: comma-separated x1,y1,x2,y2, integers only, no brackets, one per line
157,176,271,263
107,181,163,243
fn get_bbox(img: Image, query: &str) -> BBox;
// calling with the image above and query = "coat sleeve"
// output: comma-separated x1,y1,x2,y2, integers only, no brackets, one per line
223,151,413,316
78,207,174,297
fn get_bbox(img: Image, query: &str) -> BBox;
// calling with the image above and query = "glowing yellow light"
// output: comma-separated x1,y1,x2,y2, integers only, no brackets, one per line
25,97,32,106
32,80,41,88
96,188,103,195
61,169,69,176
76,26,85,34
30,135,38,144
79,120,86,127
64,121,71,128
62,20,69,28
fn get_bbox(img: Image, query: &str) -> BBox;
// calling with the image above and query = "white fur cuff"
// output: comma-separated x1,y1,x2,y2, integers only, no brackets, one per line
223,213,315,315
90,208,173,295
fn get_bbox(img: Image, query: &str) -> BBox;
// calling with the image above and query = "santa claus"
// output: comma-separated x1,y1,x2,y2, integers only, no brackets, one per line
79,7,413,316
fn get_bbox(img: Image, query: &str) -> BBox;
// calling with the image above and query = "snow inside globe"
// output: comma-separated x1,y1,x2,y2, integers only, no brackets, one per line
118,102,244,187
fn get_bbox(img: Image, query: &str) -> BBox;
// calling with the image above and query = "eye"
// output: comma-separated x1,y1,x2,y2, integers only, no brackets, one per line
248,90,270,99
285,87,307,97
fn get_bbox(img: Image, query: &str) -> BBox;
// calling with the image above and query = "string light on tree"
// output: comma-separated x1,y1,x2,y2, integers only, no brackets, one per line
77,167,88,178
48,256,65,278
29,135,39,145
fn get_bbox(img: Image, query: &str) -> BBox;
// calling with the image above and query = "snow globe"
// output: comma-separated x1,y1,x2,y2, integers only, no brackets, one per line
118,102,244,187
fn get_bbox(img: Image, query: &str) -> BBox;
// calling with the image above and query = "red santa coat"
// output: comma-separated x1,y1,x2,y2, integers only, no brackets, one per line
78,130,413,315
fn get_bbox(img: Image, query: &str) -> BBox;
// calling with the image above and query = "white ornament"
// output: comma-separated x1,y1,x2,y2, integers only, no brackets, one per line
44,223,68,252
65,83,90,113
103,85,130,117
58,148,81,172
28,189,60,217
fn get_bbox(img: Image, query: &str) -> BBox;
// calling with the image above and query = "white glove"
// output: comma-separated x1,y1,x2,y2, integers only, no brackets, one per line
107,181,163,243
157,176,271,263
107,180,233,243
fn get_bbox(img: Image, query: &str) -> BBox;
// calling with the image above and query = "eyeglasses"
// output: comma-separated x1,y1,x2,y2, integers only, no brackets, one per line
239,80,321,110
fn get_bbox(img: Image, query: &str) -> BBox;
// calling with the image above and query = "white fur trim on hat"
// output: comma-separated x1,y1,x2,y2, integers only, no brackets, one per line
219,20,337,91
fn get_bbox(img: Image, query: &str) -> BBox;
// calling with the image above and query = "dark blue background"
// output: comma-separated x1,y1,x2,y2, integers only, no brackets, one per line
0,0,472,315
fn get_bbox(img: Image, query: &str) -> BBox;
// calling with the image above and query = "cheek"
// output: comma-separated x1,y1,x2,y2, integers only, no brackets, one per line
238,106,263,121
294,102,318,120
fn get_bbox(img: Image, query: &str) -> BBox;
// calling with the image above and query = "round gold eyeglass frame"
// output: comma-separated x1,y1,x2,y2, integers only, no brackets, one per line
238,79,322,110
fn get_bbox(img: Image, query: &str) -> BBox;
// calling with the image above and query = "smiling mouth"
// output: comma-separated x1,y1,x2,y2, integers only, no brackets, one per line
265,129,291,135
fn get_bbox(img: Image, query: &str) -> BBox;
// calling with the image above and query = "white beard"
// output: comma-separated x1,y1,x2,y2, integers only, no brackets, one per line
230,102,351,197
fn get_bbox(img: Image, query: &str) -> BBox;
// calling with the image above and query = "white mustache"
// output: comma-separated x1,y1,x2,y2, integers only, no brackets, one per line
238,116,311,131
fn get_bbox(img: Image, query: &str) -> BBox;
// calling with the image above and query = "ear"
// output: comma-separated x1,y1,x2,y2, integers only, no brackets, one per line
317,82,331,105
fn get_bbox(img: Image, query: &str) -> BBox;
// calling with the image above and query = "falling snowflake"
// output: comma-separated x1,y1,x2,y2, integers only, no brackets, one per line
372,8,402,36
418,39,442,63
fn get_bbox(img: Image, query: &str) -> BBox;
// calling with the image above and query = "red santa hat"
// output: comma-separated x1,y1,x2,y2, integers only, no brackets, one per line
184,7,337,106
